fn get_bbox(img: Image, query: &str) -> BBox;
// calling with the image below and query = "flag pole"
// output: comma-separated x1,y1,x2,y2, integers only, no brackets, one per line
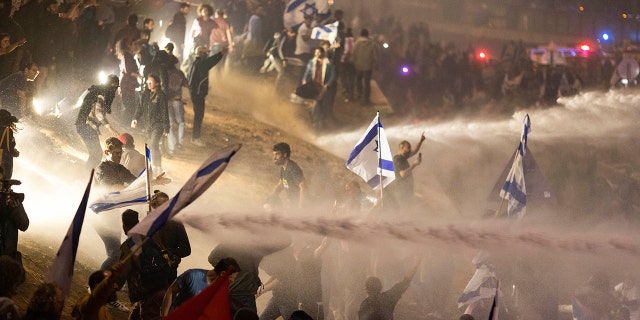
377,111,383,205
144,143,152,213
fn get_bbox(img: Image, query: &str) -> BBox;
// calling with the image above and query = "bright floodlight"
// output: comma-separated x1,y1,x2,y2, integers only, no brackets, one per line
98,71,108,84
383,42,389,49
33,98,43,115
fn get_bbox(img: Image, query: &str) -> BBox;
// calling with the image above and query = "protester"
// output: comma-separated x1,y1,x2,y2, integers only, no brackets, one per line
208,236,291,316
351,29,377,105
257,246,298,320
301,47,335,129
0,61,39,118
261,29,287,93
115,38,141,126
165,4,189,56
266,142,307,210
164,56,188,155
0,165,29,284
149,190,191,282
23,282,64,320
187,45,226,146
0,109,19,179
71,263,123,319
75,74,120,170
118,133,145,176
131,74,169,173
389,132,425,208
112,13,140,51
573,272,627,320
118,209,170,320
0,256,24,319
190,4,216,51
161,257,241,316
358,258,420,320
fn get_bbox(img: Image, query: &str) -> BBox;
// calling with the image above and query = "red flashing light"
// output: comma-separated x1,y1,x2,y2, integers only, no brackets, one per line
478,51,487,60
580,44,591,51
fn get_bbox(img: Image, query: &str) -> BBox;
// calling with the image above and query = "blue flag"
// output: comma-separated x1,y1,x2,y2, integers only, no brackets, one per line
283,0,330,30
45,170,93,297
500,114,530,218
346,113,395,190
89,146,151,213
128,144,241,243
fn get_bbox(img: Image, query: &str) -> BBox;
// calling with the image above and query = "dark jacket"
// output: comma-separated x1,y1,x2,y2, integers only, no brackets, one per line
187,52,223,96
74,85,117,131
94,161,136,187
134,89,170,134
0,201,29,257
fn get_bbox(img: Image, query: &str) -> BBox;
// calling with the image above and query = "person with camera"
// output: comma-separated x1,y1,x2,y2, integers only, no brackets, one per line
0,165,28,284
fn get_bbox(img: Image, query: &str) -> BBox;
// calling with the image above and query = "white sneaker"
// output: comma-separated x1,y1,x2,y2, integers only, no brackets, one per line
107,300,130,312
192,139,205,147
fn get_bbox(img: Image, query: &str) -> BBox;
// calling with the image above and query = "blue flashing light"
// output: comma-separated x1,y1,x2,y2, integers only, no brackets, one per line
602,33,610,41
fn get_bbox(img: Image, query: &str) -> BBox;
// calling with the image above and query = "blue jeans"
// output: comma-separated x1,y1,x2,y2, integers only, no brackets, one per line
167,99,185,151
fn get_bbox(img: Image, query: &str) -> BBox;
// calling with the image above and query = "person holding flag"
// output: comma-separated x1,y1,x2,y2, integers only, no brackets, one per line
345,112,395,192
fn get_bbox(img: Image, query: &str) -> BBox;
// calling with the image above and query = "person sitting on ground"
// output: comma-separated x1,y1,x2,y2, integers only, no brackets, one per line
358,258,421,320
161,257,241,316
71,262,124,319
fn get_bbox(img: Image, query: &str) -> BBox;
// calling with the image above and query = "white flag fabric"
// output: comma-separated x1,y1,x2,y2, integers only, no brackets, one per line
345,114,395,190
283,0,330,30
458,264,498,308
128,144,241,241
311,21,339,43
500,114,530,218
90,146,150,213
45,170,93,297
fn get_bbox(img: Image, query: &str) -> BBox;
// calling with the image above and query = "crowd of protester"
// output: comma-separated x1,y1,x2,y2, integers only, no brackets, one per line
1,0,640,319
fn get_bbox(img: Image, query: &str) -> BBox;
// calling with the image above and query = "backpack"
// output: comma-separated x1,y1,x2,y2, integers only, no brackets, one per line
138,237,172,289
166,68,187,98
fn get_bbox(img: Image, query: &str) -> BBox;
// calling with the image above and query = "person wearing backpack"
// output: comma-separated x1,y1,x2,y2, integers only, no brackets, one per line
164,61,188,155
118,209,172,320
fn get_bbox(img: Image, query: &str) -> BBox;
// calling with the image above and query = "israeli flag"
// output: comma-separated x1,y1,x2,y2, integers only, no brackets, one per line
458,264,498,308
311,21,339,43
500,114,531,218
45,170,93,297
89,146,151,213
127,144,241,242
283,0,330,30
346,113,395,190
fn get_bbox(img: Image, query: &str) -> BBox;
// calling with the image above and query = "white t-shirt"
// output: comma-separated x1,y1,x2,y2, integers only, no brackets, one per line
295,23,311,55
